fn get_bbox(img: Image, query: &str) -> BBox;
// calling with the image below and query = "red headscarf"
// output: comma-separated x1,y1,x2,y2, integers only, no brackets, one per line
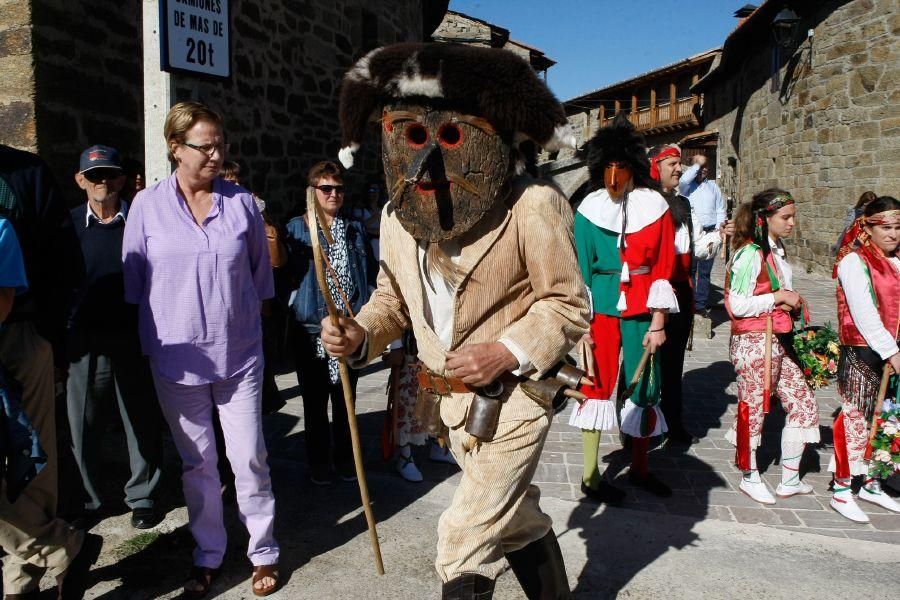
649,146,681,181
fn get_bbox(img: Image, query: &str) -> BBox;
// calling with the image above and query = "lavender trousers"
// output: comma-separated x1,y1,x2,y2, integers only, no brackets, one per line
151,359,279,568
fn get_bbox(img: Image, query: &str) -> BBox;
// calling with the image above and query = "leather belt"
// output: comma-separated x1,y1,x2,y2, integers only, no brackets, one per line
416,370,519,396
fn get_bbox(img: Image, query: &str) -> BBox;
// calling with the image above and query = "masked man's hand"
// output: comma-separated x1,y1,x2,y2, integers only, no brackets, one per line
320,315,366,357
445,342,519,388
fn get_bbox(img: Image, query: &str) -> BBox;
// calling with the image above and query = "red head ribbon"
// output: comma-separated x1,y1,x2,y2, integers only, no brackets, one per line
649,146,681,181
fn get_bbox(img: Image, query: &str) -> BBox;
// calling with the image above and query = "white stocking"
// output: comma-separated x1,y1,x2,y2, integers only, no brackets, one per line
742,449,759,480
781,437,805,486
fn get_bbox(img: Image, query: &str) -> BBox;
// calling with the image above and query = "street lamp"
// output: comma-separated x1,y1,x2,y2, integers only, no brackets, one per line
771,7,800,48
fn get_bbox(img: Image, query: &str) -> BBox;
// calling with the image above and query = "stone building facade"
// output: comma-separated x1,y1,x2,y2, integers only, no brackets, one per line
0,0,448,212
543,49,720,205
695,0,899,272
431,10,555,76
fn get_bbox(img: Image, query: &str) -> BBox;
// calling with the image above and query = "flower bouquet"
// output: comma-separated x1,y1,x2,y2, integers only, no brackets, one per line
868,400,900,479
792,323,840,389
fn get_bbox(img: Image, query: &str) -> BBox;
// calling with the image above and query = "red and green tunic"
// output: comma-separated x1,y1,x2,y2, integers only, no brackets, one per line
570,188,678,437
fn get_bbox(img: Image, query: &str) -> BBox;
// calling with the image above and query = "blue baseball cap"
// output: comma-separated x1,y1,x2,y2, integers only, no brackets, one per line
78,145,123,174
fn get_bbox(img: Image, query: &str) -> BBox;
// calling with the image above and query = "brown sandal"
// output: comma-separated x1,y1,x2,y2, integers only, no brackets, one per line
251,564,280,597
183,566,219,599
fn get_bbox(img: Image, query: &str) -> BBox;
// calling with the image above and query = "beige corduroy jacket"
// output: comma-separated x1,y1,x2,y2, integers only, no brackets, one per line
355,177,590,425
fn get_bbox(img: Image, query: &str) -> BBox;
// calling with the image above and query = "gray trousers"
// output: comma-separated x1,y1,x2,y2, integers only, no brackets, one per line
66,328,162,511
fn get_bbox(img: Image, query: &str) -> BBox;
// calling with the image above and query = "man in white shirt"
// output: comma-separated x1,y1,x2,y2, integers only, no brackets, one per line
679,154,726,314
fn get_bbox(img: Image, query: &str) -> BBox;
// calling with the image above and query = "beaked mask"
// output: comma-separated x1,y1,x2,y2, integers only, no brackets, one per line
381,105,511,242
603,161,632,198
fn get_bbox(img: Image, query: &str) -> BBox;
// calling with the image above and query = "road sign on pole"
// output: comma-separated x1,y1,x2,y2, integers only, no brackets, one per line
160,0,230,78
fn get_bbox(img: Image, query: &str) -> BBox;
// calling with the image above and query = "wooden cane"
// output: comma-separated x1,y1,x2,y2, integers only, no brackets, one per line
863,364,893,461
619,345,654,402
307,187,385,575
763,314,773,413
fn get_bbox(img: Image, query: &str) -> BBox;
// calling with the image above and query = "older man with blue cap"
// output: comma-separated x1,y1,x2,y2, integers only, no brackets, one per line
67,144,163,531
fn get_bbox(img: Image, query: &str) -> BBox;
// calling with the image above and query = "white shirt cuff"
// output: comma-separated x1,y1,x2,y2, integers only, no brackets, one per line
347,335,369,369
499,337,534,376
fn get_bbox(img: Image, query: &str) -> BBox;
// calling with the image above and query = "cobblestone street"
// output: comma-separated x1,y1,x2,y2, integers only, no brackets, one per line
266,262,899,544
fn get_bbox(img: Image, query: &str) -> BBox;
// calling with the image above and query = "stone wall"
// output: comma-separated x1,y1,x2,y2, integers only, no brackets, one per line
2,0,430,212
30,0,144,202
432,11,494,46
0,0,36,150
703,0,900,273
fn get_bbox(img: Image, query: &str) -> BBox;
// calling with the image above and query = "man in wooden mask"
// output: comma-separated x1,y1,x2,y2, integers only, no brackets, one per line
324,42,588,599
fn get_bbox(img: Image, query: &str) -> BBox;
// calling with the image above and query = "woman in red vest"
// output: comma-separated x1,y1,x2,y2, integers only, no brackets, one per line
724,189,819,504
830,195,900,523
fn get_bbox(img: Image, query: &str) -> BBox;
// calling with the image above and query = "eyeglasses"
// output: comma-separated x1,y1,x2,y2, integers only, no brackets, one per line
83,168,122,183
183,142,229,157
315,184,345,195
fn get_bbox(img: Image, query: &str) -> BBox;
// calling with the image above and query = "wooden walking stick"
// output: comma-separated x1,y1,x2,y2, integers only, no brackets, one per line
306,187,385,575
763,314,773,413
863,364,893,461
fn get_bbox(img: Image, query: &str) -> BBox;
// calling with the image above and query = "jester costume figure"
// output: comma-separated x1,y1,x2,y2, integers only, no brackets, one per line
569,114,679,499
330,43,589,599
830,198,900,523
724,191,819,505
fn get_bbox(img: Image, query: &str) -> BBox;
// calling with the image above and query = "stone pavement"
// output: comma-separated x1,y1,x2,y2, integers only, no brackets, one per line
336,261,899,544
53,260,899,599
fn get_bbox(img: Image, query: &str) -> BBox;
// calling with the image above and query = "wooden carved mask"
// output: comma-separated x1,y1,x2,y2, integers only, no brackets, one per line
381,105,511,242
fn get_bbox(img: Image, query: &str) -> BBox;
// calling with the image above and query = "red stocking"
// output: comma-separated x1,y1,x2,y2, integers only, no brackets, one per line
631,437,649,477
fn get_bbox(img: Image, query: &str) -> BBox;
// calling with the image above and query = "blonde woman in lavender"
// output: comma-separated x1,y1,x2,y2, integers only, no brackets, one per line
122,102,279,597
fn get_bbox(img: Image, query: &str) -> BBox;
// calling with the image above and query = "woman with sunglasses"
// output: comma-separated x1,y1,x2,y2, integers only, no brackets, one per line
284,161,377,485
724,189,819,505
122,102,280,597
830,196,900,523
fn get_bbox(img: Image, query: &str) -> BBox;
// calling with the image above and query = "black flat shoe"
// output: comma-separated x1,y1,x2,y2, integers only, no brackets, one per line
59,533,103,600
131,507,161,529
580,480,626,505
664,427,699,446
629,471,673,497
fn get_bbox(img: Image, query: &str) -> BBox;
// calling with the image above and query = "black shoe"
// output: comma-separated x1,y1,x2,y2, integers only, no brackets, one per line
66,509,101,531
664,427,699,446
131,507,161,529
629,471,673,497
310,464,333,486
504,530,570,600
580,480,626,506
442,574,495,599
59,533,103,600
336,461,358,482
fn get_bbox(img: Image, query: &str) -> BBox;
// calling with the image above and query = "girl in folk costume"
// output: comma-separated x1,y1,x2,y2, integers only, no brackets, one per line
571,114,679,499
830,196,900,523
724,189,819,504
648,144,728,445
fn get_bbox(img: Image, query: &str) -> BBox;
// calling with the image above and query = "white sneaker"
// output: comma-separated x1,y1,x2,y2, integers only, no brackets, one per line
429,443,457,465
395,456,423,482
858,484,900,513
830,495,870,523
739,475,776,505
775,481,814,498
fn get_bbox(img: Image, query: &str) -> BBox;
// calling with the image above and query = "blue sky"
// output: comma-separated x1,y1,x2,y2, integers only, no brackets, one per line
447,0,753,100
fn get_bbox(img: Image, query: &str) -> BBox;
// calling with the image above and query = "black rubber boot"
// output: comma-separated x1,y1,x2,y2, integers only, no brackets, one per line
441,574,495,599
504,531,570,600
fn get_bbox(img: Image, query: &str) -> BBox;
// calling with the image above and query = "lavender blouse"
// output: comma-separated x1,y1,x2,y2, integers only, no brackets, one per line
122,174,273,385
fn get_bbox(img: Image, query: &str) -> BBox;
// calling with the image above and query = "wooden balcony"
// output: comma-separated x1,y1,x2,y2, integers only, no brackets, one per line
599,96,699,134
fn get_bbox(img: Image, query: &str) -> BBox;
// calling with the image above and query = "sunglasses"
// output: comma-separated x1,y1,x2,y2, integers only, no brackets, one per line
315,184,345,195
83,168,122,183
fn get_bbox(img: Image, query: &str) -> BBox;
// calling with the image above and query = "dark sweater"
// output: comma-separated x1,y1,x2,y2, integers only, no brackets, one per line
0,145,84,364
70,202,136,332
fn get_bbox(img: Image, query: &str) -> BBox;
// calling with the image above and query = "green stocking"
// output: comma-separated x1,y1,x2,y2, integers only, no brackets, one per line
581,429,602,488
